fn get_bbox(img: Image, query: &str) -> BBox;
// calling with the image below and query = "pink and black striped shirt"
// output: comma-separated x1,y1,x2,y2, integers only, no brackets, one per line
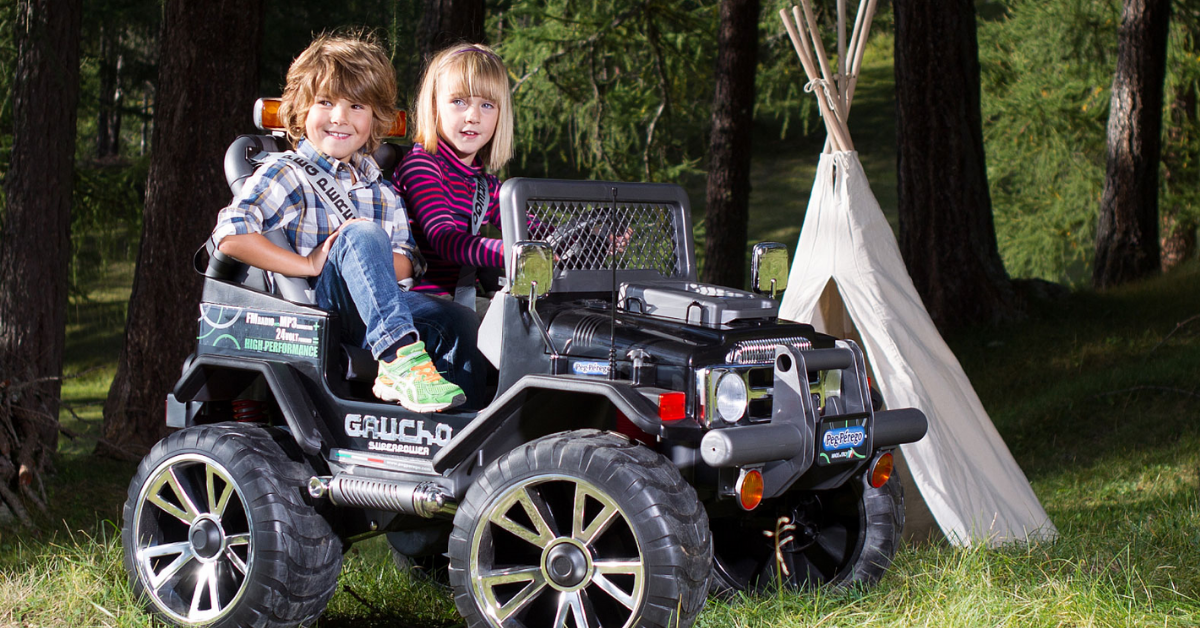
394,143,503,295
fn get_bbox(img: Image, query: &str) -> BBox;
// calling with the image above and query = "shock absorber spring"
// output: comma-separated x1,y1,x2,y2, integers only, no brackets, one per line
231,398,266,422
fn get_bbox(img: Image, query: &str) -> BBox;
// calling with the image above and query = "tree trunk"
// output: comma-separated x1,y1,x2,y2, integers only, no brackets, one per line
99,0,263,459
701,0,760,290
420,0,486,61
1159,25,1196,273
96,25,124,160
0,0,83,525
894,0,1015,331
1093,0,1171,288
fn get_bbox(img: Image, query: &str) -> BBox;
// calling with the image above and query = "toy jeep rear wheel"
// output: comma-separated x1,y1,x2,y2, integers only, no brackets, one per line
710,473,904,593
448,430,712,628
122,423,343,628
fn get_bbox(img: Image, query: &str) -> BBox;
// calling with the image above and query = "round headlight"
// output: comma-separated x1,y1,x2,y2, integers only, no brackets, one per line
715,373,748,423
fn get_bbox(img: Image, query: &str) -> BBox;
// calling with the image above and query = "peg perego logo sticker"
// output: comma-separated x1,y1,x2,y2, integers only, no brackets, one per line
822,426,866,451
571,361,610,377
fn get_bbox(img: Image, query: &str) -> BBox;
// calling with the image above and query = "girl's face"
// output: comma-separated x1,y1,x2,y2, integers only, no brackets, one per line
305,95,373,161
436,92,498,167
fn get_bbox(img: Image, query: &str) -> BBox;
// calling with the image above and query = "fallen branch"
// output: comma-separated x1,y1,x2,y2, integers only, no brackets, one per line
1147,313,1200,355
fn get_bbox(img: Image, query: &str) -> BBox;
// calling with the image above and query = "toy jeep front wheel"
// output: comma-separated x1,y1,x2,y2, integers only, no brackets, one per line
710,473,904,593
122,423,343,628
448,430,712,628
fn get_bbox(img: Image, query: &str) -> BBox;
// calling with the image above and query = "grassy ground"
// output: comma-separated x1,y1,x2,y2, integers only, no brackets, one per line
3,32,1200,628
4,258,1197,627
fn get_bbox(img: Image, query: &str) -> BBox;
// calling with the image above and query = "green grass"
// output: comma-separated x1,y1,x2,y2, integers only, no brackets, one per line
5,257,1198,628
4,32,1200,626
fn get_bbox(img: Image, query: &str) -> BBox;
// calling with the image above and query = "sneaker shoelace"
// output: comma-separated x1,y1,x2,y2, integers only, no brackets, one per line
408,360,442,383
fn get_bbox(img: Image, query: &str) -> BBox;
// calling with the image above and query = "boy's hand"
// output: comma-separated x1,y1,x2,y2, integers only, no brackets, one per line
306,218,371,276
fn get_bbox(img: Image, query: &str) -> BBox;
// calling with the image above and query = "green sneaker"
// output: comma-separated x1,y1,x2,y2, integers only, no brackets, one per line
373,341,466,412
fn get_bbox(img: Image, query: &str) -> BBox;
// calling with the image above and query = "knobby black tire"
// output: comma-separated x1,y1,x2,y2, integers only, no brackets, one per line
448,429,712,628
122,423,343,628
710,472,904,594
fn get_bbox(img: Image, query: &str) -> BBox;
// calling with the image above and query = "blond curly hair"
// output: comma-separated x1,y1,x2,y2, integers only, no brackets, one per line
278,32,397,154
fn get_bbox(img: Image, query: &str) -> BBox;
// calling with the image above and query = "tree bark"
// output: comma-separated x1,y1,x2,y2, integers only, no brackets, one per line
99,0,263,459
1093,0,1171,288
701,0,760,290
0,0,83,523
894,0,1015,331
420,0,486,61
1158,14,1195,273
96,25,124,160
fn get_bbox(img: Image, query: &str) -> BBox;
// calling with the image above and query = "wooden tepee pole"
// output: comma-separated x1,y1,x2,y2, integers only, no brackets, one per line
778,9,852,152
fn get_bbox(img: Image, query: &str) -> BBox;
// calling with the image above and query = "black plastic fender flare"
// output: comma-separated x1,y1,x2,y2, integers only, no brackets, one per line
170,354,328,455
431,374,671,475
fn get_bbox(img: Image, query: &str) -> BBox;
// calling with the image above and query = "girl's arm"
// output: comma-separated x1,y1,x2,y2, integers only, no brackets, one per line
399,153,504,269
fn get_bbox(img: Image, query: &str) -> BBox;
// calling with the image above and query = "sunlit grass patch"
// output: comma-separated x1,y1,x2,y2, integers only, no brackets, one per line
0,524,151,628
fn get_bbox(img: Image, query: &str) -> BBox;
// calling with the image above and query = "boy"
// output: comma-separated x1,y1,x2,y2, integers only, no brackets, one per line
212,33,478,413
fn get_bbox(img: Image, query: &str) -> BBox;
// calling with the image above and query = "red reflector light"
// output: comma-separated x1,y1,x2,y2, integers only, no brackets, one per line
658,392,686,421
869,451,894,488
737,469,764,511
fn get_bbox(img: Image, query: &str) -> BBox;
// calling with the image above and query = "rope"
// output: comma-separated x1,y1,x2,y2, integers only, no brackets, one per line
804,77,842,118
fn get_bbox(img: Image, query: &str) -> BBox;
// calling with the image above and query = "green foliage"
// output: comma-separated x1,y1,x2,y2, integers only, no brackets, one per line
1162,5,1200,233
69,159,146,298
981,0,1200,283
76,0,160,160
0,0,19,216
262,1,425,101
757,0,819,141
978,0,1119,284
494,0,719,182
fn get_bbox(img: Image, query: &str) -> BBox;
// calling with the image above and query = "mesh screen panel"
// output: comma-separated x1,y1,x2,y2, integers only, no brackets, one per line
525,200,681,278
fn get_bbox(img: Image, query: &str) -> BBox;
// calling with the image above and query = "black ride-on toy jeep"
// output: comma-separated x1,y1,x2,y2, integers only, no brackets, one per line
121,126,928,628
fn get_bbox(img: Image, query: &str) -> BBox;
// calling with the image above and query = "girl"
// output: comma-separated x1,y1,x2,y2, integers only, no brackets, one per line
394,43,514,307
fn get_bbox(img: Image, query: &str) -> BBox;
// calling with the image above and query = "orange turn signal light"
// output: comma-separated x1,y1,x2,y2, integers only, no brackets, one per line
658,392,686,422
868,451,894,488
737,469,764,511
253,97,407,138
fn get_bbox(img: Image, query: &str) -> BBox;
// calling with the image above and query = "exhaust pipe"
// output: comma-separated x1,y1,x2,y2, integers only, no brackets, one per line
308,475,457,518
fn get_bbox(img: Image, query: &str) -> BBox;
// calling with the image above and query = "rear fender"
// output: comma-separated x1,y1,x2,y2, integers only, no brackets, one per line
170,353,329,455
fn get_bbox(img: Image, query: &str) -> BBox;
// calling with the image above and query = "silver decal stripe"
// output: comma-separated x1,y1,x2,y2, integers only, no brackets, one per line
331,449,437,474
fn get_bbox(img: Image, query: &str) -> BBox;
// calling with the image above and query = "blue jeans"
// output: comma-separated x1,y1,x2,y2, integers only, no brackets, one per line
314,222,486,407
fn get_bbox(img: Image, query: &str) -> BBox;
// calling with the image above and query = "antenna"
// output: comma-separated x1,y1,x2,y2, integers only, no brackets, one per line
608,186,619,380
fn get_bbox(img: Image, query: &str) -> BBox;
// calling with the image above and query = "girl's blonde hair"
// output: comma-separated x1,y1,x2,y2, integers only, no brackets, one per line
278,32,397,155
413,43,513,171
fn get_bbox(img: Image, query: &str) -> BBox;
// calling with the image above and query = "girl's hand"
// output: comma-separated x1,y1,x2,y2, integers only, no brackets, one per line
306,218,372,276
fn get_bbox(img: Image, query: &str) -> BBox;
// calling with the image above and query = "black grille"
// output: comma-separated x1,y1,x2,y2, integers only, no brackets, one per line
526,200,681,277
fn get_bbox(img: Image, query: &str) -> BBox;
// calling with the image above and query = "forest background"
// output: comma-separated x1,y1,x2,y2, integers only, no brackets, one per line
0,0,1198,625
4,0,1198,294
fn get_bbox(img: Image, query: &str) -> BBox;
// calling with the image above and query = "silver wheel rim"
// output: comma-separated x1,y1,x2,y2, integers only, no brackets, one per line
469,474,645,628
132,453,254,625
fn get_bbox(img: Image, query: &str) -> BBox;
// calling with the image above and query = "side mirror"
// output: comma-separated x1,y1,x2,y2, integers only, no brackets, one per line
509,241,554,300
751,242,789,299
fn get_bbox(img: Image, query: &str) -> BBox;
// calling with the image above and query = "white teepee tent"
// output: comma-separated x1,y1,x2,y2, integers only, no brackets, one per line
776,2,1057,546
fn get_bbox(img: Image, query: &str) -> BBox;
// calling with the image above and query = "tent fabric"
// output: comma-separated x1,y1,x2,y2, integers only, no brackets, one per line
780,151,1057,546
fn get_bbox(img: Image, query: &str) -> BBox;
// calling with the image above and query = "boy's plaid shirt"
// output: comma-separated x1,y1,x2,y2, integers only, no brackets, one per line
212,139,423,272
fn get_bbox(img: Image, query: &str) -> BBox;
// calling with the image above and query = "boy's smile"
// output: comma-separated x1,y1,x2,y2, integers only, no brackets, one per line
306,96,373,161
437,94,498,167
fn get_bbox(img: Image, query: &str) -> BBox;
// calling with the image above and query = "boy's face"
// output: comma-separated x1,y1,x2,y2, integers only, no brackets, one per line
437,91,498,167
305,96,373,161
